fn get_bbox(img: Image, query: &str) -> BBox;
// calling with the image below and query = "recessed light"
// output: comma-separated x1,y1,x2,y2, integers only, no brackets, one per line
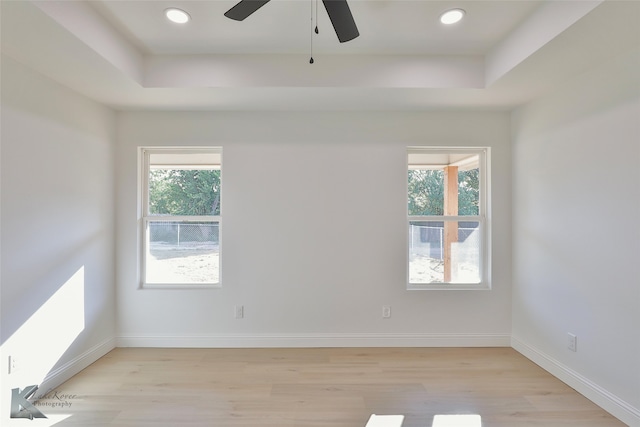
165,8,190,24
440,8,465,25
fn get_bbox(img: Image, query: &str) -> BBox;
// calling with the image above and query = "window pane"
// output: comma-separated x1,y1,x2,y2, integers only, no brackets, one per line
145,221,219,284
458,167,479,215
407,153,480,217
149,169,221,216
408,169,444,215
409,221,480,284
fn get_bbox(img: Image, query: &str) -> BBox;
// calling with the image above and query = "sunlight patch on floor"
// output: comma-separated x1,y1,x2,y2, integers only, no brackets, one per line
366,414,405,427
433,414,482,427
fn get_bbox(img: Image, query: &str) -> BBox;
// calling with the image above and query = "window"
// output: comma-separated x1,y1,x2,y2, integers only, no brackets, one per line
407,147,489,289
140,148,221,287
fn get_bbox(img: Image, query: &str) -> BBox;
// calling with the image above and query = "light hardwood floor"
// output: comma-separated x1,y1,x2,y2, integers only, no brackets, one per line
39,347,624,427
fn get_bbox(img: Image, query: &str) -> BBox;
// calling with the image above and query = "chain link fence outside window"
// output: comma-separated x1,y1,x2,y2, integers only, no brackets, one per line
149,222,219,246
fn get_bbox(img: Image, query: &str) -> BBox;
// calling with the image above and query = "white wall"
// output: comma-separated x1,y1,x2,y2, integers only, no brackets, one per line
511,48,640,424
0,56,116,422
115,110,512,347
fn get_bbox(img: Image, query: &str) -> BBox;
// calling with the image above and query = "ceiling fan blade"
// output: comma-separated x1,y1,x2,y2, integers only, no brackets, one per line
322,0,359,43
224,0,271,21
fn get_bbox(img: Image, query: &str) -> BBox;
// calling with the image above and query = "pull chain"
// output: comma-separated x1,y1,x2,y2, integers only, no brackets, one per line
309,0,314,63
310,0,319,64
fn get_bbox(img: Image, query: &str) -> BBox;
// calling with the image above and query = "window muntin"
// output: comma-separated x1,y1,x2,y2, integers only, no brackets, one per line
141,148,221,287
407,148,489,289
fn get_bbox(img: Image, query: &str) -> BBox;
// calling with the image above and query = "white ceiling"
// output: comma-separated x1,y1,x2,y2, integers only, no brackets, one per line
1,0,639,111
91,0,541,55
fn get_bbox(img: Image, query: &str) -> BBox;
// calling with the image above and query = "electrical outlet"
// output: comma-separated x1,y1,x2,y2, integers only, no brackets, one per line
8,355,17,374
567,333,577,352
234,305,244,319
382,305,391,318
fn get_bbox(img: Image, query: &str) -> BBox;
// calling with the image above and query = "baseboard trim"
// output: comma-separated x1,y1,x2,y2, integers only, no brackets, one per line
512,336,640,426
37,337,116,396
117,333,511,348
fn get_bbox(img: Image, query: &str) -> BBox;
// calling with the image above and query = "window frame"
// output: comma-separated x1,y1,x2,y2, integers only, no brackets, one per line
407,147,491,290
139,147,222,289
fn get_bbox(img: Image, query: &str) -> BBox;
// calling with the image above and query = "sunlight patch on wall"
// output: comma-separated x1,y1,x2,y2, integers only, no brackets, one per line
2,266,85,387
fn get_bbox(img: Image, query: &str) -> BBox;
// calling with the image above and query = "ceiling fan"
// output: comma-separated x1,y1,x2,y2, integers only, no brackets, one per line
224,0,360,43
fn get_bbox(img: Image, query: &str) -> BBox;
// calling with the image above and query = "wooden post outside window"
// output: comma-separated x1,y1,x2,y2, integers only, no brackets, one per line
443,166,458,282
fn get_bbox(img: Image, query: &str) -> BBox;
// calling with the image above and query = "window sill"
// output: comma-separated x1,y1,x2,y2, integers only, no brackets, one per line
140,283,222,290
407,283,490,291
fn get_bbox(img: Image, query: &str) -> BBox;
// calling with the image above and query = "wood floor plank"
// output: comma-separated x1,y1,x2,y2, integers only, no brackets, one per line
39,348,625,426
